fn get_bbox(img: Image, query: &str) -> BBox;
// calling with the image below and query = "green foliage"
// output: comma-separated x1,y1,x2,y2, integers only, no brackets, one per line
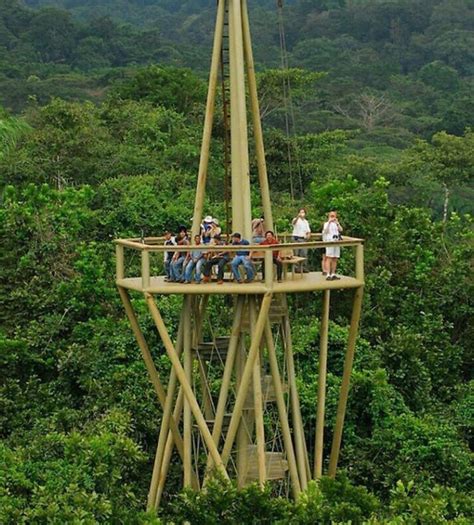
110,65,207,115
0,1,473,522
0,410,161,524
163,476,379,524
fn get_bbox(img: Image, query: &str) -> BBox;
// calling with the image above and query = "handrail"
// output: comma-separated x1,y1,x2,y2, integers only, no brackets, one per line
114,236,364,252
115,234,365,291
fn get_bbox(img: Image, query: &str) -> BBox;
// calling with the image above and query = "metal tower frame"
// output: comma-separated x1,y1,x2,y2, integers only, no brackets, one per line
115,0,364,510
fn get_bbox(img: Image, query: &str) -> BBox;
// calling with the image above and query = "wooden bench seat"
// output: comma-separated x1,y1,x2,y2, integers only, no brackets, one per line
279,248,306,280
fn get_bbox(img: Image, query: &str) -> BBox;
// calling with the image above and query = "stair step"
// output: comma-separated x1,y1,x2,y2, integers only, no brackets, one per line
193,336,230,361
194,413,232,433
245,446,288,481
243,375,288,409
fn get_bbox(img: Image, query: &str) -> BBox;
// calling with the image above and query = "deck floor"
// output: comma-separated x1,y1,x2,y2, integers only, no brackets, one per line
117,272,363,295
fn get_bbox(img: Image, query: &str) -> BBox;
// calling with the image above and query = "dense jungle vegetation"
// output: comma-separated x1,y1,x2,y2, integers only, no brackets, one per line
1,0,473,523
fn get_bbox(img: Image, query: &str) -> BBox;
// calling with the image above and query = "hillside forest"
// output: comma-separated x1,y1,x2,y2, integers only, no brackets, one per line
0,0,473,523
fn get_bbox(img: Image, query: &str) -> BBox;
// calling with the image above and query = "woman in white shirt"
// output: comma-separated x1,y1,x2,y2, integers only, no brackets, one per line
292,208,311,272
322,210,343,280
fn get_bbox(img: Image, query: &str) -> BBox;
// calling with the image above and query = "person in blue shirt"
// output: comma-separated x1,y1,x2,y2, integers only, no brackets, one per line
230,232,255,283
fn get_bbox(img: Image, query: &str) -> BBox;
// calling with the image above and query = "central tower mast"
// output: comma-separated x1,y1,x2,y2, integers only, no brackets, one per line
191,0,273,239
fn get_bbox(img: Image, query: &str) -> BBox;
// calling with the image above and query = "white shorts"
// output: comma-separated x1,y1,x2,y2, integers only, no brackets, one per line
326,246,340,258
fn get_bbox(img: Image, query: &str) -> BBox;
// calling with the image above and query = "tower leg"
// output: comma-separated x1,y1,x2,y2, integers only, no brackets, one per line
183,296,193,487
117,287,185,461
281,295,309,488
249,297,266,488
145,293,229,480
191,0,226,236
147,306,185,510
241,0,273,231
328,286,364,477
265,321,301,499
154,387,185,508
221,293,272,466
204,296,245,481
314,290,330,478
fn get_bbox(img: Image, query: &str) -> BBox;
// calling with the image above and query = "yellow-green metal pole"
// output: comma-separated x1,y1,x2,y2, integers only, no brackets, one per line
117,287,184,460
222,293,273,466
183,296,193,487
250,297,267,488
236,320,250,488
141,250,150,289
265,321,301,498
282,306,309,488
328,286,364,477
229,0,251,238
116,244,124,280
154,387,185,508
204,296,245,478
146,305,185,510
315,290,330,478
241,0,273,231
145,293,229,480
191,0,226,237
355,243,364,282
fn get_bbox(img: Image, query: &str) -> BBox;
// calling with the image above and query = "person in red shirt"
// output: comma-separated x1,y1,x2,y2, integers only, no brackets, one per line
257,230,283,282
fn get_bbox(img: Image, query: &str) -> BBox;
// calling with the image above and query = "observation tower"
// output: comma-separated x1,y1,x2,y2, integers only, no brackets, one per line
115,0,364,510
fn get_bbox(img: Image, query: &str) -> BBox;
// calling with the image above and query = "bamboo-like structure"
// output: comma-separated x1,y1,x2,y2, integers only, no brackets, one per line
116,0,364,511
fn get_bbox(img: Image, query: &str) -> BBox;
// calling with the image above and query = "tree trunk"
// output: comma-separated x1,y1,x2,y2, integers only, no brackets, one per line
442,183,449,223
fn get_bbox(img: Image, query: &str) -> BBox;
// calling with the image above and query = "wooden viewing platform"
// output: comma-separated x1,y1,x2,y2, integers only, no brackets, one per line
114,235,365,295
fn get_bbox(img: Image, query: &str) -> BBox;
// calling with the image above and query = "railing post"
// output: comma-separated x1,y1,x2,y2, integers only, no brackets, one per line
355,243,364,282
142,250,150,290
116,244,124,280
264,249,273,288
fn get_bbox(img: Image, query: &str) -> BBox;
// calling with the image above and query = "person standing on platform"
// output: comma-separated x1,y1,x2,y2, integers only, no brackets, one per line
292,208,311,272
322,210,343,281
230,233,255,283
251,215,265,243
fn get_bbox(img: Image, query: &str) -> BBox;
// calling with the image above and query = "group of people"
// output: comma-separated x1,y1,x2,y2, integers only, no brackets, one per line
163,209,343,284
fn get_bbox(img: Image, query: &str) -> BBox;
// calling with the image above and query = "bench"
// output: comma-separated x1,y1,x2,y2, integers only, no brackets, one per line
279,248,306,280
250,249,306,281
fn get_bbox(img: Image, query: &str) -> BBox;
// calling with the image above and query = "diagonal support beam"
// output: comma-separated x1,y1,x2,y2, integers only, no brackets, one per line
328,286,364,477
265,321,301,498
281,294,309,488
315,289,330,478
117,287,185,460
249,297,266,488
147,306,185,509
221,293,273,467
192,0,226,237
145,293,229,480
204,295,245,479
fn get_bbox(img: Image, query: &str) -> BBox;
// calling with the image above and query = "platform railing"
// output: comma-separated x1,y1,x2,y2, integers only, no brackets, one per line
114,235,364,291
